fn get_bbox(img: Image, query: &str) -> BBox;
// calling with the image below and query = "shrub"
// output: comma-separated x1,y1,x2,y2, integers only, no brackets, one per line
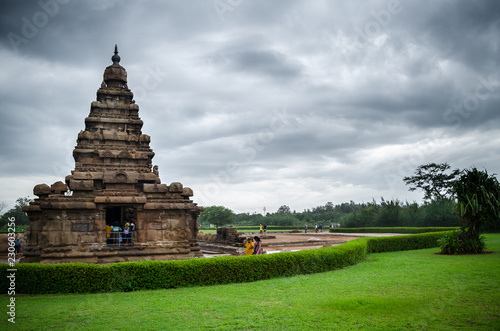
453,167,500,253
329,227,458,234
437,230,486,254
1,233,441,295
366,232,443,253
437,230,461,254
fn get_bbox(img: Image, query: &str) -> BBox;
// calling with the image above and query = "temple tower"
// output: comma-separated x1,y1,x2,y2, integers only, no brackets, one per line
23,46,203,263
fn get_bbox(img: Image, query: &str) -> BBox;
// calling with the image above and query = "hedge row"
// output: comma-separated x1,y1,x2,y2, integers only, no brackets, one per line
1,232,443,295
329,227,459,234
199,226,302,231
366,232,446,253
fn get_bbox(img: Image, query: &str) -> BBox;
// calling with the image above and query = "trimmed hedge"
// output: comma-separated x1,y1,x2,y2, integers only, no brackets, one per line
1,233,443,295
199,226,303,231
329,227,459,234
366,232,445,253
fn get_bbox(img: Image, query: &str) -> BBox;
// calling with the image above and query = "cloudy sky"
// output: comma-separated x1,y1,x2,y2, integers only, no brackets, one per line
1,0,499,214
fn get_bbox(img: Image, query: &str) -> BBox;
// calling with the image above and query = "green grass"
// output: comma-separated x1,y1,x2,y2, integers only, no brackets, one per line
3,234,500,330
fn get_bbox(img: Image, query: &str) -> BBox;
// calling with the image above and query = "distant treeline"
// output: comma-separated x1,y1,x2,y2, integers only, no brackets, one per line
224,199,498,232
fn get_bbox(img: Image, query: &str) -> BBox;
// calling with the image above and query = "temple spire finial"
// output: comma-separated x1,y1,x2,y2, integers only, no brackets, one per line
112,44,121,65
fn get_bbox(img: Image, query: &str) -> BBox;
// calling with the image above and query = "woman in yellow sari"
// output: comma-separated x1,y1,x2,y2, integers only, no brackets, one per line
244,237,254,255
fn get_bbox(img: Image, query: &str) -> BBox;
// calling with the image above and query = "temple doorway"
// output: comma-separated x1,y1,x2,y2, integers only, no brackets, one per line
106,206,123,227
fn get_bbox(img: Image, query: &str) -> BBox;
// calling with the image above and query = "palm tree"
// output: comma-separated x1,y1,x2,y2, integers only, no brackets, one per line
453,167,500,253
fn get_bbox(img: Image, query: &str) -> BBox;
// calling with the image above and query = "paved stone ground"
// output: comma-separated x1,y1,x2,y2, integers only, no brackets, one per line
240,231,401,254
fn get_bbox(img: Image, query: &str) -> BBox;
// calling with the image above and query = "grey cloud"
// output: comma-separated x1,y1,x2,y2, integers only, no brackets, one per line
207,49,302,80
0,0,499,212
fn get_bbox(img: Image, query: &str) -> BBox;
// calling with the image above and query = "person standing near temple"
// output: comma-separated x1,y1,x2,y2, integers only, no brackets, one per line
106,224,112,244
244,237,254,255
304,224,308,233
123,223,130,244
253,236,263,255
129,222,135,242
259,224,263,234
14,238,21,254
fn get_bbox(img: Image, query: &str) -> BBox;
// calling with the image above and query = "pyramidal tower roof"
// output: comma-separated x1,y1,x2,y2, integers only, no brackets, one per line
73,45,155,176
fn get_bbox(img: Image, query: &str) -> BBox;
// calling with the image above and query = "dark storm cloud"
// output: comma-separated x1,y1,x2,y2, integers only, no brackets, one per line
207,49,302,80
0,0,499,212
415,1,500,72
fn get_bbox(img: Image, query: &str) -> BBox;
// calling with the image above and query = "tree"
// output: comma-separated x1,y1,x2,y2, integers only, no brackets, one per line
276,205,292,215
453,167,500,253
198,206,235,228
0,197,32,227
377,198,401,227
404,163,460,201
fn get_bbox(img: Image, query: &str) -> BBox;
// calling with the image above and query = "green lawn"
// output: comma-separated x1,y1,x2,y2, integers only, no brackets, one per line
3,234,499,330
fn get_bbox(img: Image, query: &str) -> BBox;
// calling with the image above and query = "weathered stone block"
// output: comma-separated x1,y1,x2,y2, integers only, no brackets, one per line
146,230,158,241
72,172,104,180
165,219,181,229
145,221,162,230
34,184,51,196
182,187,193,197
72,221,94,232
51,181,68,194
69,179,94,191
80,234,97,243
94,196,147,204
169,182,183,193
49,232,64,246
102,171,139,183
23,204,42,212
44,221,63,232
41,201,96,210
94,219,106,231
143,183,168,193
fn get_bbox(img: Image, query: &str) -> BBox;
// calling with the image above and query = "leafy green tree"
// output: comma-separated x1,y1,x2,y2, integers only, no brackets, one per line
276,205,292,214
404,163,460,201
198,206,235,228
0,197,31,227
376,198,401,227
452,167,500,253
419,199,458,227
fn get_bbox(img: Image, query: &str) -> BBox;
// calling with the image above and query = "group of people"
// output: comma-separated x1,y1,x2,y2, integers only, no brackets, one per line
244,236,263,255
259,224,267,234
304,223,341,233
106,222,135,245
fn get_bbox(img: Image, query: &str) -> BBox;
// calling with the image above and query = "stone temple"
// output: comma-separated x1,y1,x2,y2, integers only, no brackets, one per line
22,46,203,264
